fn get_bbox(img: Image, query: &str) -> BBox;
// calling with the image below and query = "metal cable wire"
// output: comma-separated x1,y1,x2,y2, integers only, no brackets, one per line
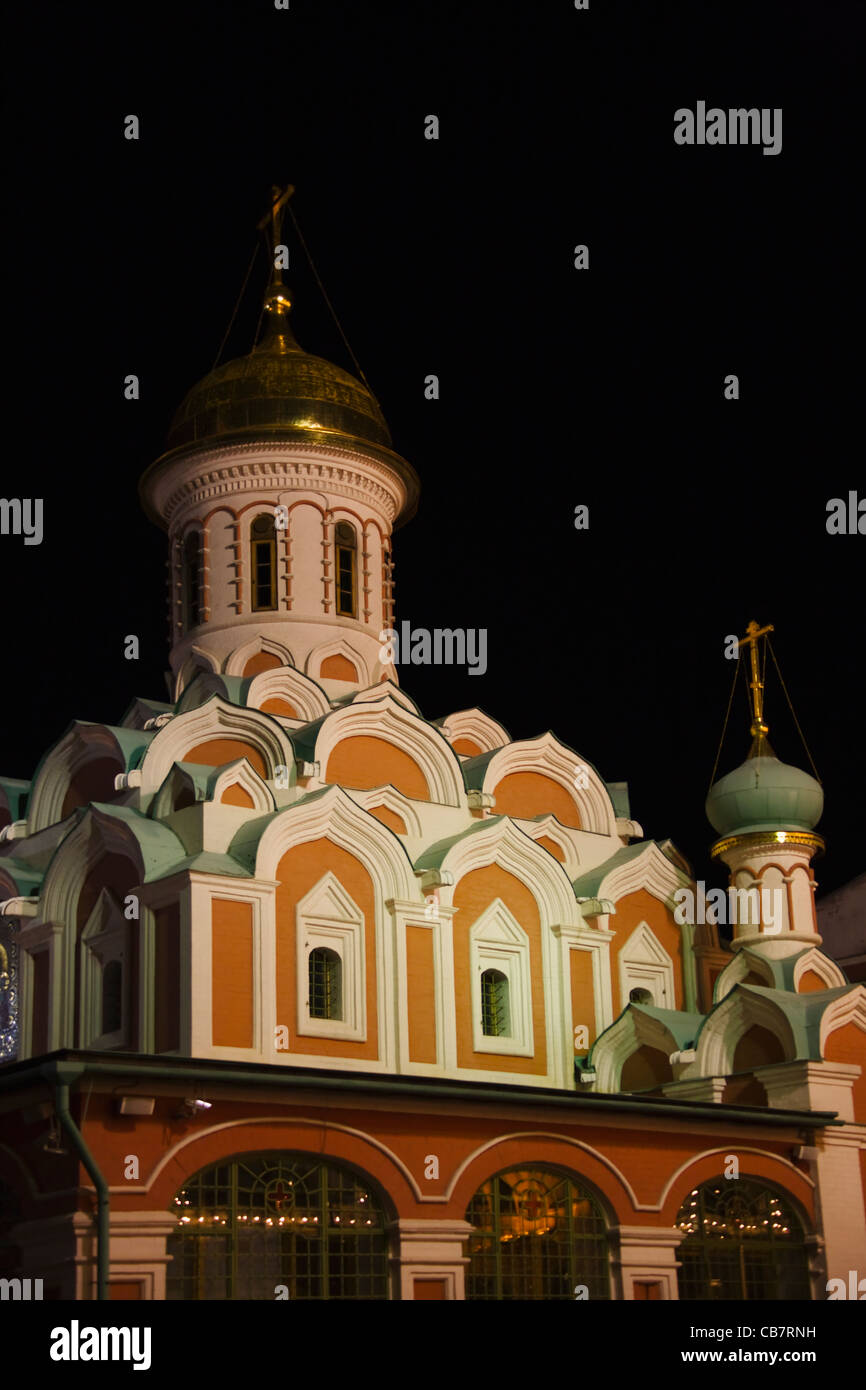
767,638,822,783
287,201,373,390
212,239,261,371
708,649,740,794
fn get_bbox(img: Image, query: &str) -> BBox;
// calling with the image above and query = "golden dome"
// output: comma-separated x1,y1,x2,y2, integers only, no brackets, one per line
143,280,420,528
165,297,392,454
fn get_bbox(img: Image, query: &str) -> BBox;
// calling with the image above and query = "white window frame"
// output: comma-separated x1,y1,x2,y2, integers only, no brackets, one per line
618,921,675,1010
470,899,533,1057
80,888,130,1050
296,873,365,1042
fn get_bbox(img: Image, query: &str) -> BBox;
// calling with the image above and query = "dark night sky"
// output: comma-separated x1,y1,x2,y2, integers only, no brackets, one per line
3,1,864,899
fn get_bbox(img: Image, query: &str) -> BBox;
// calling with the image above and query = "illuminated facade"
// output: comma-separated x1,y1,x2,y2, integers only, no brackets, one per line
0,194,864,1300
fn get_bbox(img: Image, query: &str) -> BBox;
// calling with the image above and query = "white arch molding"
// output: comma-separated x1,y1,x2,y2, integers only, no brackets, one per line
225,635,296,678
819,987,866,1053
656,1148,817,1217
139,696,296,798
313,692,465,809
481,734,617,836
590,1006,681,1094
694,986,797,1077
350,786,425,839
246,666,330,722
306,636,371,687
618,921,676,1010
438,708,510,755
445,1131,639,1215
253,786,417,903
109,1114,430,1203
28,724,151,835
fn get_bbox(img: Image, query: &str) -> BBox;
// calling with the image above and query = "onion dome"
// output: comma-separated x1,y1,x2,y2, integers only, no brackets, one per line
143,185,420,529
705,619,823,837
706,755,823,836
164,281,392,455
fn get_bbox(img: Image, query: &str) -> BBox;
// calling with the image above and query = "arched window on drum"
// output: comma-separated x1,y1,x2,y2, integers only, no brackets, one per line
250,514,277,612
334,522,357,618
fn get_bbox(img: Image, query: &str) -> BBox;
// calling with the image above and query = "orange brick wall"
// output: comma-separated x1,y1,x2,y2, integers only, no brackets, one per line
406,925,437,1063
185,738,267,777
275,839,379,1060
326,736,428,800
452,864,546,1075
610,889,685,1013
570,949,597,1048
824,1021,866,1123
492,771,581,828
212,899,254,1048
321,654,358,682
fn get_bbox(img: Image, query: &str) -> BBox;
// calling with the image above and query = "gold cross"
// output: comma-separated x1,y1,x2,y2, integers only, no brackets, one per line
257,183,295,259
738,620,774,744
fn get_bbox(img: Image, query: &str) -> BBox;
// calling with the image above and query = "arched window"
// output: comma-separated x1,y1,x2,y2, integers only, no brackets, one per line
309,948,342,1021
480,968,510,1037
466,1167,610,1300
166,1153,390,1300
629,987,653,1004
101,959,123,1035
334,521,357,617
182,530,202,629
676,1179,811,1300
250,514,277,612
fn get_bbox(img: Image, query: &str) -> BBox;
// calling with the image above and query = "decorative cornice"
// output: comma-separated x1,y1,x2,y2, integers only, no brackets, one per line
711,830,825,860
144,442,414,532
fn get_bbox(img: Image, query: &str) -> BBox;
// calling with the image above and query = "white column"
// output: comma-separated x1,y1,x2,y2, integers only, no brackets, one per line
756,1060,866,1289
388,1218,474,1300
609,1225,683,1299
107,1211,179,1299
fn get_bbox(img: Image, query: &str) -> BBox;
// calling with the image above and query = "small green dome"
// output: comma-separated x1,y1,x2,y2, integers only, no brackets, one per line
705,756,823,837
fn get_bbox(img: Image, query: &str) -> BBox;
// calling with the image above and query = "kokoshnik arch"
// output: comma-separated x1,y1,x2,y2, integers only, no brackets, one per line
0,187,864,1301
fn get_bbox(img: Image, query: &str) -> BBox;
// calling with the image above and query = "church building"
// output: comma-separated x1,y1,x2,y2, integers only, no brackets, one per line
0,191,864,1301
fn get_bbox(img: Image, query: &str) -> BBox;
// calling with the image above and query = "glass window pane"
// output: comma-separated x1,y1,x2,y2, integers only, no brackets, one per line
167,1153,388,1300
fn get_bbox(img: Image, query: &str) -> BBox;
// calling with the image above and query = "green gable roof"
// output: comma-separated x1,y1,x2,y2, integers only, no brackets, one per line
0,860,44,896
0,778,30,820
227,787,341,873
147,850,252,882
605,781,631,819
176,674,251,714
118,697,173,728
571,842,649,897
698,983,854,1062
90,725,153,771
414,816,508,872
587,1005,705,1066
86,803,187,881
